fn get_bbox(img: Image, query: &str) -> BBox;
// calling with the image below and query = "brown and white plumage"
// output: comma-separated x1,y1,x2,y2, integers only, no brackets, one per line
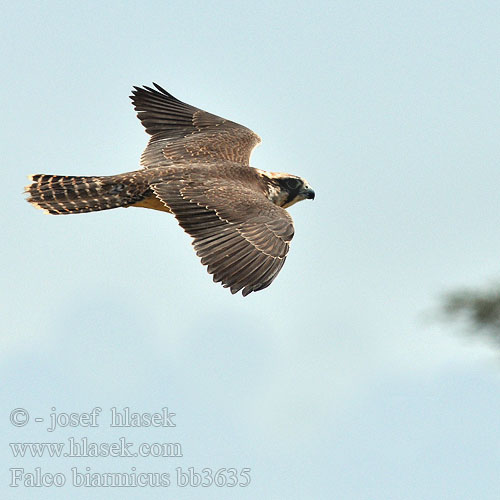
25,83,315,296
132,83,261,167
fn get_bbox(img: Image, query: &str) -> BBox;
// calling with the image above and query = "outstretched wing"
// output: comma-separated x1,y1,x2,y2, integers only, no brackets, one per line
151,175,294,296
130,83,261,168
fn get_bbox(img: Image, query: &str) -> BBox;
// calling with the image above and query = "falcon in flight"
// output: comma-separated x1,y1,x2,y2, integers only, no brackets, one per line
26,83,315,296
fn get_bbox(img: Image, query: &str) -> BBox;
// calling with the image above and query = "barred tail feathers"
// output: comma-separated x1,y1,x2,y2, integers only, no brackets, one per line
25,174,141,215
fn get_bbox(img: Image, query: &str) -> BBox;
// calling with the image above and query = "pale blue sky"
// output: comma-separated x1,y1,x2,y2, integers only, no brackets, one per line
2,1,500,499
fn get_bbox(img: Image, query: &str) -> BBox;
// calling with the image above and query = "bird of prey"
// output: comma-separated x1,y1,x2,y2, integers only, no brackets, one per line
25,83,315,296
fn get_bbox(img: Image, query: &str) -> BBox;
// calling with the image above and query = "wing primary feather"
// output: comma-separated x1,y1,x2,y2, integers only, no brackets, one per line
195,232,240,256
239,257,280,294
202,238,248,268
205,240,249,272
208,244,253,275
152,82,174,95
227,253,269,285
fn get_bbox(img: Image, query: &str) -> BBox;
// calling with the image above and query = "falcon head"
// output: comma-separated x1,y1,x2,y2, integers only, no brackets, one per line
260,171,315,208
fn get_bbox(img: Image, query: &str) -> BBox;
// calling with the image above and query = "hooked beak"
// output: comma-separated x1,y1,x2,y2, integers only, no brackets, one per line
303,187,315,200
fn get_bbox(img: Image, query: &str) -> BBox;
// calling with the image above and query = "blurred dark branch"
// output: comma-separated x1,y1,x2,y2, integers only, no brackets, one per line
441,285,500,345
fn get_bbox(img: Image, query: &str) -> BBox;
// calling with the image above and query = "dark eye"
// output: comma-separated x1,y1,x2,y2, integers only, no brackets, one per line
286,178,301,189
